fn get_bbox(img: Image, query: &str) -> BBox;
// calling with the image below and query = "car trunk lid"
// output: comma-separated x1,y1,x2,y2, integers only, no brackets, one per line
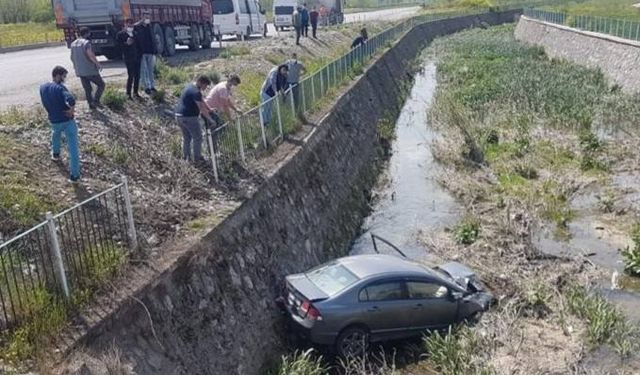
285,274,328,319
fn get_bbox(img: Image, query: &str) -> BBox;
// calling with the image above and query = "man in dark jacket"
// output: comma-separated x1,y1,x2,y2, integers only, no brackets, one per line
310,6,319,38
135,11,157,95
301,4,310,38
116,19,141,99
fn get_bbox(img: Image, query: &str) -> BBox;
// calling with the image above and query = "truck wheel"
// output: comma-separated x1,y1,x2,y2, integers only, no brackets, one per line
164,26,176,56
246,26,251,40
104,49,121,60
201,25,213,49
152,23,165,56
189,24,201,51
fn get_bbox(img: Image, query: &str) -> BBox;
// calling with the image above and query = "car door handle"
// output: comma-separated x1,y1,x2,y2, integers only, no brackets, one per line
367,306,379,312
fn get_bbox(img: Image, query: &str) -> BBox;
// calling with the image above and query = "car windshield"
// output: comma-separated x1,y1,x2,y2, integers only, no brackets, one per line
306,262,359,296
275,6,294,15
213,0,234,14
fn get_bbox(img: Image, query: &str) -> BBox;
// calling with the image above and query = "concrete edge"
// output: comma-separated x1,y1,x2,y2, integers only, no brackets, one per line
521,16,640,49
0,41,65,54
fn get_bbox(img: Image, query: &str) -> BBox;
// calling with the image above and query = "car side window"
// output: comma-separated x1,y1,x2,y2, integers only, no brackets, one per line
407,281,449,299
361,282,405,302
239,0,249,13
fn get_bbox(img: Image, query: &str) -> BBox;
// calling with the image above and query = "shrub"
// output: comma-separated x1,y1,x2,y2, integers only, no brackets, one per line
269,349,327,375
622,224,640,276
453,216,480,245
151,89,166,104
102,88,127,111
423,326,494,375
0,106,47,128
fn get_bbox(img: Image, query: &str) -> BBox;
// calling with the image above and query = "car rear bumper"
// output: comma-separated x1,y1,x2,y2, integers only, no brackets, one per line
281,302,336,346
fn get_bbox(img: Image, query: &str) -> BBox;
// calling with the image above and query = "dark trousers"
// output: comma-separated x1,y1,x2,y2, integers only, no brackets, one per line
80,75,105,105
291,83,301,114
303,24,309,37
311,22,318,38
125,58,141,96
295,26,301,45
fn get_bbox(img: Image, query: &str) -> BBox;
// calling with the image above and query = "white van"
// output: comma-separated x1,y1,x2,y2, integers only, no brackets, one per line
213,0,266,40
273,0,297,31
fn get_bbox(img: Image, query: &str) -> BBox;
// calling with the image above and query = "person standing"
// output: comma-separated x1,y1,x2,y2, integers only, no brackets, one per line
135,12,158,95
310,6,319,38
286,54,306,115
292,6,302,46
70,27,104,109
351,27,368,49
116,19,141,100
40,66,81,183
204,74,242,124
175,75,216,162
260,64,289,127
301,4,309,38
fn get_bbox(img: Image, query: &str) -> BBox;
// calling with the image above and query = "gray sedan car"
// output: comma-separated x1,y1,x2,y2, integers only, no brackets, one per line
282,253,492,357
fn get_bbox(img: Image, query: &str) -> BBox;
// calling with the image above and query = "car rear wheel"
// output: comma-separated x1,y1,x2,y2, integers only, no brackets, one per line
201,25,213,49
336,326,369,358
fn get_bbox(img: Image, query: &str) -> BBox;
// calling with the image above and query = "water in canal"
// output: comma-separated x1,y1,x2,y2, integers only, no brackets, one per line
350,61,461,259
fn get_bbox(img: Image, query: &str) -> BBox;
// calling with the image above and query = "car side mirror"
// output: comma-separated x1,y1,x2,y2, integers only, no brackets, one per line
450,291,463,301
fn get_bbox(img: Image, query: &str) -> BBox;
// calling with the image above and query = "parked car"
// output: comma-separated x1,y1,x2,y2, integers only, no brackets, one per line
273,0,297,31
280,252,493,357
212,0,266,40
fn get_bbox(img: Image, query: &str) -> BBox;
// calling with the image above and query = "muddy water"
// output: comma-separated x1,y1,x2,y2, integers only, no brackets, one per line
350,61,461,259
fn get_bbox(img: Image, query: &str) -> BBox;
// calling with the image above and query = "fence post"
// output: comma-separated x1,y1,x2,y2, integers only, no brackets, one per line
258,102,268,148
121,176,140,248
236,117,246,164
45,212,70,299
311,74,316,104
289,86,296,116
301,80,306,113
320,69,325,96
205,128,219,182
276,94,283,139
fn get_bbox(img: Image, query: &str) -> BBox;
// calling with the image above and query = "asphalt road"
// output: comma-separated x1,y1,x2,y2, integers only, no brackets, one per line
0,6,420,109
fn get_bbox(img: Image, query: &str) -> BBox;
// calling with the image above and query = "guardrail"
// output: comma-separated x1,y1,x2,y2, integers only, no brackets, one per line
524,8,640,42
0,177,136,332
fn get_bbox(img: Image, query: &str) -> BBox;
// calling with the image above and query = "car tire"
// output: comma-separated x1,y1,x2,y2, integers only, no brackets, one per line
189,24,201,51
336,326,369,358
164,25,176,56
246,26,251,40
152,23,165,56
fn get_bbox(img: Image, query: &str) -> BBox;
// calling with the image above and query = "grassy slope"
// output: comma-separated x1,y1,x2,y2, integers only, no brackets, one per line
542,0,640,20
0,22,61,47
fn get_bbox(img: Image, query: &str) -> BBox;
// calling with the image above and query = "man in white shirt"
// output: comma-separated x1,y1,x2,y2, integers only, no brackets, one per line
204,75,242,128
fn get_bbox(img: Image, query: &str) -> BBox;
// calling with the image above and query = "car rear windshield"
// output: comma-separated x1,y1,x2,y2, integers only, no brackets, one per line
306,262,359,296
275,6,294,15
213,0,235,14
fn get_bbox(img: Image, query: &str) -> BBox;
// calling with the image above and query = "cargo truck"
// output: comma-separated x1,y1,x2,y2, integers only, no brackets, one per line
52,0,215,59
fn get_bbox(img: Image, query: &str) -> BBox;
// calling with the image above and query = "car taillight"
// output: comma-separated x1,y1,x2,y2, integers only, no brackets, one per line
235,13,239,24
301,301,322,321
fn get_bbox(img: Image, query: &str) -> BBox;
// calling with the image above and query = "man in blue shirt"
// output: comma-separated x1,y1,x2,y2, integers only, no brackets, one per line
39,66,81,183
175,75,216,162
301,4,310,38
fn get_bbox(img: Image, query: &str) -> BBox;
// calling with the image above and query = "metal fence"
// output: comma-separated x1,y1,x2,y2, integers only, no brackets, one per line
0,177,137,332
524,8,640,42
208,10,485,181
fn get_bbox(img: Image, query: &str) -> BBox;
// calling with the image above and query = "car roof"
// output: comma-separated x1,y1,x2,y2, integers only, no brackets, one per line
337,254,434,279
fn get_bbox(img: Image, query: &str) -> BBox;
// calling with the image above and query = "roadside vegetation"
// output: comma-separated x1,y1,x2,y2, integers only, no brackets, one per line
542,0,640,20
420,24,640,373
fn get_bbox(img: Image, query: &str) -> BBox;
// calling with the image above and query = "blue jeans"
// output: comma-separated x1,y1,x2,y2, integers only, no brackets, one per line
177,116,203,161
261,92,274,126
140,54,156,90
51,120,80,178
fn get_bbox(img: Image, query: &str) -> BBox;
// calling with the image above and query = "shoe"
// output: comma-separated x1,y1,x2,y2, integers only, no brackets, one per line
134,93,142,99
51,153,60,161
94,102,103,108
145,88,152,95
150,88,158,93
127,95,134,100
89,103,97,110
68,176,81,184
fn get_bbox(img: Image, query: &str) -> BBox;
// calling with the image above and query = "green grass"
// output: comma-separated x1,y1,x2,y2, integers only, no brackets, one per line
565,284,639,356
453,216,481,245
0,22,61,48
268,349,327,375
102,88,127,112
0,106,48,128
236,71,265,108
621,224,640,277
543,0,640,20
220,45,251,59
423,326,495,375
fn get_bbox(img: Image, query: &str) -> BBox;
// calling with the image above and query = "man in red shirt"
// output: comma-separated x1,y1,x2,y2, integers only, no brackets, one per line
310,6,319,38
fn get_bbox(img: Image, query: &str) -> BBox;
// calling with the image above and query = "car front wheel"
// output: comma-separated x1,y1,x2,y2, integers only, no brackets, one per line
336,326,369,358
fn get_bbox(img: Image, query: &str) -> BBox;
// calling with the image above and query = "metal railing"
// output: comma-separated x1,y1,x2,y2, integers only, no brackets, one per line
207,10,486,181
524,8,640,42
0,177,137,332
